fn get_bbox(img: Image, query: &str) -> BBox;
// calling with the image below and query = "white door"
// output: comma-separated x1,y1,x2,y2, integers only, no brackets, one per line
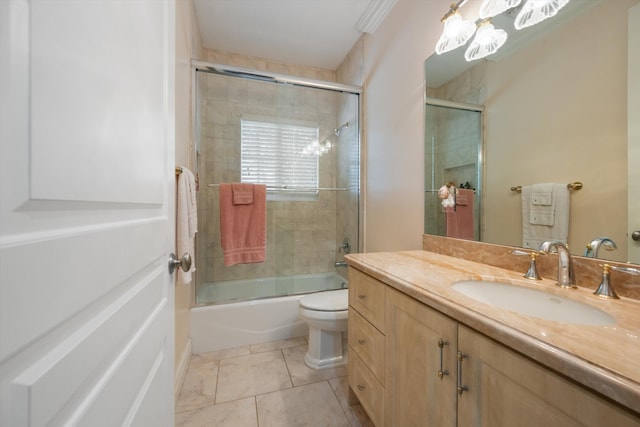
629,4,640,264
0,1,176,426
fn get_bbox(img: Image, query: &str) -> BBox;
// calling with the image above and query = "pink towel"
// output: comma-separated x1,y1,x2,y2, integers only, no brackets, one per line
232,183,254,205
445,188,474,240
219,183,267,266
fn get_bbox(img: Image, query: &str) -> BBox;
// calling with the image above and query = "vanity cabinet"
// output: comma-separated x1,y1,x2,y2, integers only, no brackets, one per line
348,267,640,426
457,325,640,426
385,287,457,426
348,268,386,426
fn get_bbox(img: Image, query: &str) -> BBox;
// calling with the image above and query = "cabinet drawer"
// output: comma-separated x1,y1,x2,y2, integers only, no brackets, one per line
349,310,385,384
349,268,386,332
349,351,385,427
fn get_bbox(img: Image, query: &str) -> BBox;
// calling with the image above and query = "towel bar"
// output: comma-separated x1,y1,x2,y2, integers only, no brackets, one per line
208,184,347,191
511,181,582,192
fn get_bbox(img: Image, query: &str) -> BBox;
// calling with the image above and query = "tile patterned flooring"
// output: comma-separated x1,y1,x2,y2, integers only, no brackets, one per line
176,337,373,427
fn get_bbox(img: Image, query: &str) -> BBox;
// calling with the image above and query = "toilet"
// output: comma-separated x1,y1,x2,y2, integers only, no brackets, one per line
298,289,349,370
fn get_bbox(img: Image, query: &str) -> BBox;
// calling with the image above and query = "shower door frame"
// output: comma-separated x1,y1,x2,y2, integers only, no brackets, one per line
190,60,364,301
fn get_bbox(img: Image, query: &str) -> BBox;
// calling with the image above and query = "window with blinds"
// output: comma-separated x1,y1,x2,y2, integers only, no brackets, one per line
241,119,319,200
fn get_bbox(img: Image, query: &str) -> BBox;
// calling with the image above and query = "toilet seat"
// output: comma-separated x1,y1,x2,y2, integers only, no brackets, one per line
299,289,348,311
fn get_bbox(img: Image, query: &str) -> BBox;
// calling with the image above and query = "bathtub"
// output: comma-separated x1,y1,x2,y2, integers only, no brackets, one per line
190,272,348,353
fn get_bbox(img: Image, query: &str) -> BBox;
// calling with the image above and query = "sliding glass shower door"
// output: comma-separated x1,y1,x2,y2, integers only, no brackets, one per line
194,67,360,301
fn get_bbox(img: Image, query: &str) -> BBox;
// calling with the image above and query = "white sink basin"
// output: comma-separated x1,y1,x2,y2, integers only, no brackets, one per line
451,280,615,326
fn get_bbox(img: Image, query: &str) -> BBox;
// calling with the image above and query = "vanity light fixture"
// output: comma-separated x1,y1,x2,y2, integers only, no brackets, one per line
435,2,477,55
434,0,571,60
464,20,508,62
479,0,522,19
514,0,571,30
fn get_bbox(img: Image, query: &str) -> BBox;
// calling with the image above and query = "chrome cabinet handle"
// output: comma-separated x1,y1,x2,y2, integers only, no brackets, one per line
169,252,192,274
456,351,469,396
357,384,366,391
358,294,366,299
357,338,366,345
632,230,640,242
437,338,449,380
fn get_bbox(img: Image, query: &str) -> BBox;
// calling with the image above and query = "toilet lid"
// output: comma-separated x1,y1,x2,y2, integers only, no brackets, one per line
299,289,349,311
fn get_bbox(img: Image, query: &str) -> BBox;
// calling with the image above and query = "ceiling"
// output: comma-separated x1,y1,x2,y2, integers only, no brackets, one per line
192,0,398,70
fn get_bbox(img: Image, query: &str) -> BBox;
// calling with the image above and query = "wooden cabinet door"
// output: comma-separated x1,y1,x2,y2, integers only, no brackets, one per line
457,325,640,426
385,288,457,427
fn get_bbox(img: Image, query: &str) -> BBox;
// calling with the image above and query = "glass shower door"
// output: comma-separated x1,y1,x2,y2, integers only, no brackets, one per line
424,102,482,241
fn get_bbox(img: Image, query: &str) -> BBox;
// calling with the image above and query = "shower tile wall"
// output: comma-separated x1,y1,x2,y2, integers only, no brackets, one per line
196,50,359,286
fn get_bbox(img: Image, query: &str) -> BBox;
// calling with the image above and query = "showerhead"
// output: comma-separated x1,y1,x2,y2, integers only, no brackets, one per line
334,122,349,136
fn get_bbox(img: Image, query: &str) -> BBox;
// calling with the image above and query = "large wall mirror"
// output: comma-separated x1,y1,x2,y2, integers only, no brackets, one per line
425,0,640,264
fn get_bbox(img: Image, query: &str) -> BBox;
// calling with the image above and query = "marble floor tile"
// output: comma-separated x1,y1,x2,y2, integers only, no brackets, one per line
249,336,306,354
216,350,292,403
176,361,219,413
328,377,374,427
256,381,350,427
190,345,251,366
282,345,348,386
175,397,258,427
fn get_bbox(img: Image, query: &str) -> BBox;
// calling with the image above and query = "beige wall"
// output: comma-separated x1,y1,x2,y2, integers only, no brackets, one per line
174,0,202,395
361,0,451,252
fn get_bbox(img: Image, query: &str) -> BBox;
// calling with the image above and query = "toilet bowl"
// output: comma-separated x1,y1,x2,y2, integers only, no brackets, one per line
298,289,349,370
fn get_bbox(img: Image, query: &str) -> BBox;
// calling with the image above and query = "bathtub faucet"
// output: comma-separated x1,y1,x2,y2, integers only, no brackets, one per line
334,261,348,268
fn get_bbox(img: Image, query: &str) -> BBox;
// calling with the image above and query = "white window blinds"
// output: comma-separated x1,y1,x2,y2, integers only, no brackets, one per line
241,119,319,197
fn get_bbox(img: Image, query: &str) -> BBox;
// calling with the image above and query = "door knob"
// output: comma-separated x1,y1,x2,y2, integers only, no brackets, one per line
632,231,640,242
169,252,192,274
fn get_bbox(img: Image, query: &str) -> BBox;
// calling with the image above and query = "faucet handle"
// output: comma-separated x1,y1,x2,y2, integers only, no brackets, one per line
511,250,542,280
592,264,639,299
594,264,619,299
600,264,640,296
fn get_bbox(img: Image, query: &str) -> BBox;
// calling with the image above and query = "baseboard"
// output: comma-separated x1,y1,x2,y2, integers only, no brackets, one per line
174,337,192,403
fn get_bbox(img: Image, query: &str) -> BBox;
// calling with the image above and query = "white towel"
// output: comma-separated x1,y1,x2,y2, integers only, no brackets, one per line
529,183,555,226
177,167,197,284
522,183,570,250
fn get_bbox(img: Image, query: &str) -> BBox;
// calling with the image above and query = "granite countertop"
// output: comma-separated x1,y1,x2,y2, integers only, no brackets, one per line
345,250,640,414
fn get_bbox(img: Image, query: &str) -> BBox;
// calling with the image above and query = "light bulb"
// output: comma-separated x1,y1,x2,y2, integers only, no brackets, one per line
435,12,477,55
464,21,508,61
515,0,571,30
479,0,522,19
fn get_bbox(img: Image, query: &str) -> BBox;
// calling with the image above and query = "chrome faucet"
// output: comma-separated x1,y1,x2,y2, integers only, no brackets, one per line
584,237,617,258
334,261,348,268
538,240,577,288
